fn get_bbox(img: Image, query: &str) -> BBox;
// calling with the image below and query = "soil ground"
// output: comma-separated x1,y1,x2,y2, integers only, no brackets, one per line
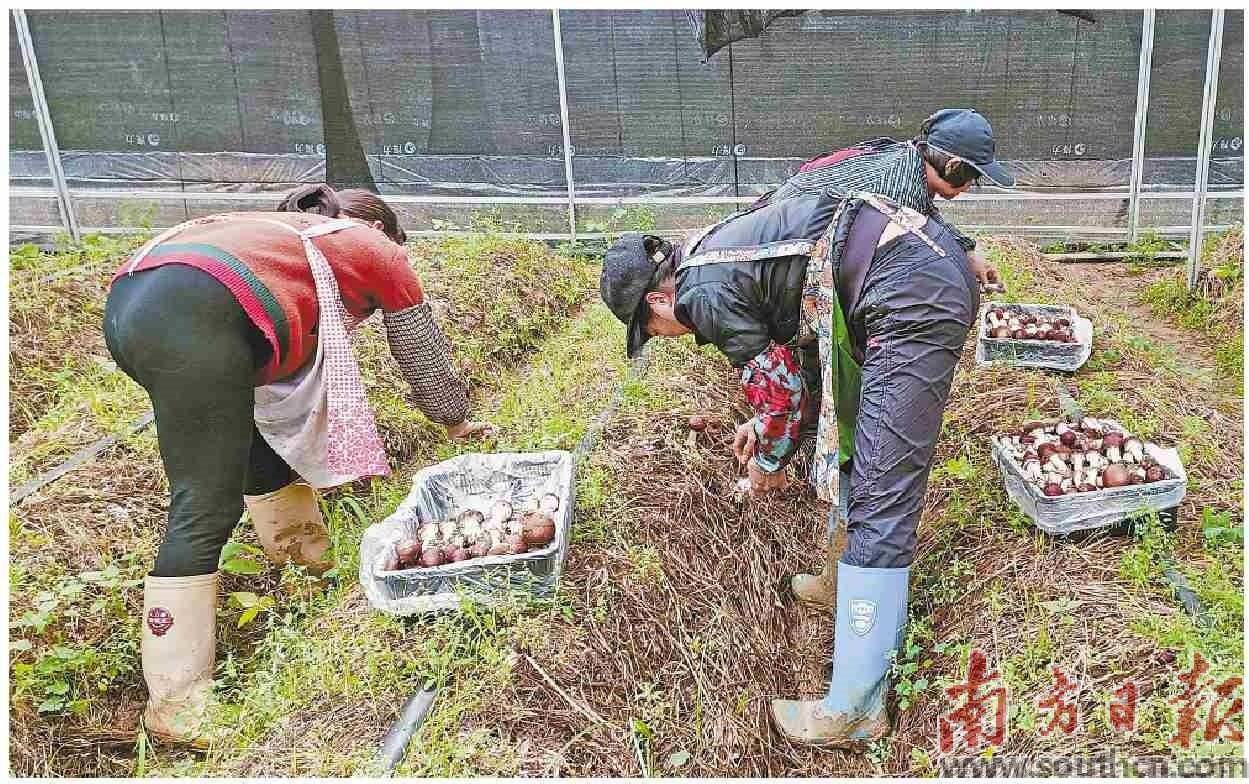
7,229,1244,776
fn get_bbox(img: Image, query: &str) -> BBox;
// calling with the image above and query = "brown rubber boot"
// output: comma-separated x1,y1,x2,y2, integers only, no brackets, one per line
244,482,333,574
769,698,889,748
789,523,847,608
141,573,223,748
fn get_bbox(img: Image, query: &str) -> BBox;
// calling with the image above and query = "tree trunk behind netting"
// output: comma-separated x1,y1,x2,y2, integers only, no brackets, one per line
309,10,378,191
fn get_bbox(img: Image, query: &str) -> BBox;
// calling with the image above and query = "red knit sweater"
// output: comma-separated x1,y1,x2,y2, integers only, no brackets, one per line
112,212,424,385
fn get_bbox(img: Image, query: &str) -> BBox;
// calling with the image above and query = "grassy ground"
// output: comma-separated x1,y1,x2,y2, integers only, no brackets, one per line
1139,227,1244,388
7,232,600,775
9,234,152,487
8,228,1244,775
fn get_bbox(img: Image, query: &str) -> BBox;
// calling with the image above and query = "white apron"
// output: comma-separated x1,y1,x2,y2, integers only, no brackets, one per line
127,216,391,489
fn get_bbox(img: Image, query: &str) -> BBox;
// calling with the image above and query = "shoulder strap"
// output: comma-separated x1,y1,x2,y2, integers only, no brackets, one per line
677,238,815,271
123,216,224,275
836,206,889,323
298,217,361,238
243,216,359,239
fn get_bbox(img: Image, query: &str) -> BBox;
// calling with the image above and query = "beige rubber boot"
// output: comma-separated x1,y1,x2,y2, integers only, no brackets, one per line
769,698,889,748
141,573,221,747
244,482,333,574
789,523,847,608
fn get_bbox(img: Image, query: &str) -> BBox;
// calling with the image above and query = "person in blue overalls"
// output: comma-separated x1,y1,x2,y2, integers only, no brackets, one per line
600,110,1014,748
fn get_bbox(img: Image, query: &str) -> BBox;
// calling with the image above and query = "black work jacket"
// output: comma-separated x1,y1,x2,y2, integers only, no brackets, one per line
674,191,838,368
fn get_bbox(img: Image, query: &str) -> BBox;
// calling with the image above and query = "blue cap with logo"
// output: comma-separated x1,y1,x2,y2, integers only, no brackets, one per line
922,108,1014,187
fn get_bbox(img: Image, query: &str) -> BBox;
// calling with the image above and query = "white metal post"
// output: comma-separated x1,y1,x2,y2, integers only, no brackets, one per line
13,9,79,242
551,9,577,242
1187,9,1224,290
1127,9,1155,243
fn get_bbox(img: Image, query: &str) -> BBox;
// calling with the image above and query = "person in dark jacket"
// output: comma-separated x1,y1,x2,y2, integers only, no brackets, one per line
600,109,1012,748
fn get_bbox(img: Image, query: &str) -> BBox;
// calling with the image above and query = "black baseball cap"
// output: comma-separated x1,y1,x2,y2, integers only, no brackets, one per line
600,232,670,358
922,108,1015,187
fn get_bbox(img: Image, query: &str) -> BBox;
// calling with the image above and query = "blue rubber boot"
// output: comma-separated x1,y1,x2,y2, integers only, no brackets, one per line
771,563,910,747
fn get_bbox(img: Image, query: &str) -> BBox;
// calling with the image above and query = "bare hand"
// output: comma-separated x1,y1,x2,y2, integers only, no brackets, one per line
732,420,758,465
445,420,496,440
748,460,788,496
968,251,1002,289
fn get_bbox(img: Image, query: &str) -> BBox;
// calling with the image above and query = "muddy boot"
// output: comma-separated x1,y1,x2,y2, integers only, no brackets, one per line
244,482,333,574
142,573,221,748
771,563,909,748
789,523,847,608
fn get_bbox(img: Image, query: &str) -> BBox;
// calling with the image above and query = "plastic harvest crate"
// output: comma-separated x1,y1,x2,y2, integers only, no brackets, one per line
975,302,1093,372
359,450,574,615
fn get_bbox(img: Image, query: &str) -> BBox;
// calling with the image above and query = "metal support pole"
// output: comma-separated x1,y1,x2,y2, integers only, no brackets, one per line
1127,9,1155,242
13,9,79,242
1187,9,1224,290
551,9,577,242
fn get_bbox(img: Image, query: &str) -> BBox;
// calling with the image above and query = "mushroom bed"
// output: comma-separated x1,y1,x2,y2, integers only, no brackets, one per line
7,229,1244,777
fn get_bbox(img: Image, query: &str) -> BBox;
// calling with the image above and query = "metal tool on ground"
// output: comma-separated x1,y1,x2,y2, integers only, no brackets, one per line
11,410,155,505
376,685,438,773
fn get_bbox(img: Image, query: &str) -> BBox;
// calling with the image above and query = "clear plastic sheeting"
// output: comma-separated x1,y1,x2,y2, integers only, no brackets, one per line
990,421,1187,535
975,302,1094,372
358,450,574,616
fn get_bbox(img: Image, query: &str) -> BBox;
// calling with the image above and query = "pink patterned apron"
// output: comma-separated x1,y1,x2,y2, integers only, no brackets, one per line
250,217,390,488
128,215,390,489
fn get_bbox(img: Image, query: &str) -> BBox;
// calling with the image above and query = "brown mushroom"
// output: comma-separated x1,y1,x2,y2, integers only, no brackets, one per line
504,534,527,555
521,513,557,548
396,538,422,565
1101,464,1130,488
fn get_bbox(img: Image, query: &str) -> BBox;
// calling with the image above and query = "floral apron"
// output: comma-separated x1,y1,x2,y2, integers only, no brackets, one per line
798,192,949,502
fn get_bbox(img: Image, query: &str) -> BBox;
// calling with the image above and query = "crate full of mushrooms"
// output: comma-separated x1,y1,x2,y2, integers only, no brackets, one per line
990,417,1187,535
358,450,574,615
975,302,1093,372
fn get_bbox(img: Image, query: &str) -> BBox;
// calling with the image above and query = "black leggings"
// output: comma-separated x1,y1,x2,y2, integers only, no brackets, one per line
104,264,294,577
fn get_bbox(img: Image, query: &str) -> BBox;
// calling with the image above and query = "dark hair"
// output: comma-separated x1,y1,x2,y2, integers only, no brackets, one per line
276,184,407,245
913,139,978,188
643,235,678,290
